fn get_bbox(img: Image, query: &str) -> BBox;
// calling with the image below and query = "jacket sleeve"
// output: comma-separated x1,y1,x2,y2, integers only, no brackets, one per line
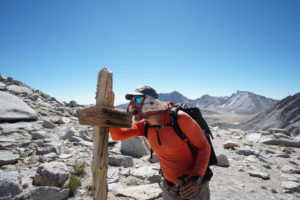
109,121,144,141
177,111,211,179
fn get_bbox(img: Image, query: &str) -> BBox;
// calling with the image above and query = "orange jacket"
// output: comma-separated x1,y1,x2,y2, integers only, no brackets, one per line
109,109,210,183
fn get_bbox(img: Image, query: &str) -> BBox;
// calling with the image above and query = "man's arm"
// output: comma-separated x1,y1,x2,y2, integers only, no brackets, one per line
177,111,211,179
109,121,144,141
177,111,211,199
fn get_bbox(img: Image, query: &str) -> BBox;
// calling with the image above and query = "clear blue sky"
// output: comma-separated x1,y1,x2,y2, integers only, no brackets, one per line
1,0,299,105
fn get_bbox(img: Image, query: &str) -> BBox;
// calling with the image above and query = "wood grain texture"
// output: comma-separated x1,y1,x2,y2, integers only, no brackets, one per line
92,68,113,200
76,106,132,127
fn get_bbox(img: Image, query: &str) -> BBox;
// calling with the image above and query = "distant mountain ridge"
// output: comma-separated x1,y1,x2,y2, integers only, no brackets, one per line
117,90,278,115
159,91,229,108
238,92,300,135
222,91,278,115
195,94,229,108
159,91,191,104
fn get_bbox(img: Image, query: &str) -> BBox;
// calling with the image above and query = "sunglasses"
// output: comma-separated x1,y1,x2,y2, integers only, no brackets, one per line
131,96,144,104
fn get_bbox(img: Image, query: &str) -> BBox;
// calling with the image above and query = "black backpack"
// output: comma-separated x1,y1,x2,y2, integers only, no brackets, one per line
143,103,217,181
169,103,218,166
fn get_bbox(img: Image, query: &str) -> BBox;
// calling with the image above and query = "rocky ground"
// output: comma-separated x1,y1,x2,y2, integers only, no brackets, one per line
1,75,300,200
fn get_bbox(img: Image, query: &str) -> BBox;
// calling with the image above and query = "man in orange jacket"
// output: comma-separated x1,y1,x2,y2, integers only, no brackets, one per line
110,85,211,200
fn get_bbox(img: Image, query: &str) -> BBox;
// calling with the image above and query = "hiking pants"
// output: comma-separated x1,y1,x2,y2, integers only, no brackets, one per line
161,179,210,200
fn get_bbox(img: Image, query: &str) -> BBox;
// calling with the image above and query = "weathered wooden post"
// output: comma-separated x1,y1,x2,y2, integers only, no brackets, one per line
76,68,132,200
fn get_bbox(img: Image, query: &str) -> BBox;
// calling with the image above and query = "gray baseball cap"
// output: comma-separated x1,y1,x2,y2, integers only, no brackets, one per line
125,85,158,100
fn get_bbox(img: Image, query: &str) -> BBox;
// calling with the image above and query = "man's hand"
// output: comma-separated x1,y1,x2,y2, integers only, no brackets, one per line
179,178,200,199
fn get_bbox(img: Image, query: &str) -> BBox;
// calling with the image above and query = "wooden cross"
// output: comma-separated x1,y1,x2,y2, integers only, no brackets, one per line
76,68,132,200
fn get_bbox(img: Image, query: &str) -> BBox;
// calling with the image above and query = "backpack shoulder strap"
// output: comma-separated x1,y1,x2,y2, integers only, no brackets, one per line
170,107,198,157
169,107,187,140
143,122,148,138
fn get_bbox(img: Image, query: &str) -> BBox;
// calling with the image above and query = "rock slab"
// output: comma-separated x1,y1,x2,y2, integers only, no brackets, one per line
281,181,300,193
216,154,230,167
33,162,70,187
0,151,20,166
115,183,161,200
121,137,150,158
109,155,134,168
0,171,22,199
259,136,300,148
0,91,38,122
14,186,70,200
248,170,270,180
